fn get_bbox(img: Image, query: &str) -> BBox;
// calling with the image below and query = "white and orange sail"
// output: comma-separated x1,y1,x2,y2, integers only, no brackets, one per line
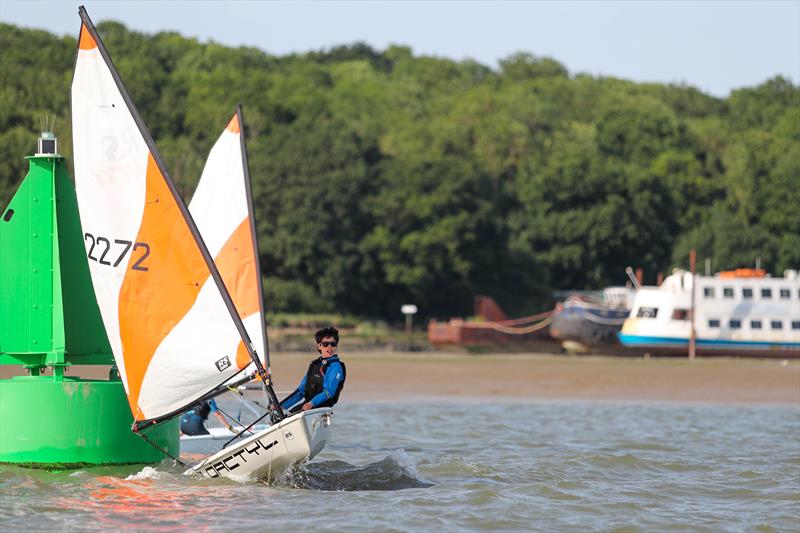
189,107,269,374
70,7,266,427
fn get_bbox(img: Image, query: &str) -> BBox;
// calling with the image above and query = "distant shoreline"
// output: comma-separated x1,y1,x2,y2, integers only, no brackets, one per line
272,350,800,407
6,350,797,407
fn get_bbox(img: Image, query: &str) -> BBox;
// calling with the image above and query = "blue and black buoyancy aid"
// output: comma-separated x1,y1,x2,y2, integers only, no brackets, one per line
303,355,346,408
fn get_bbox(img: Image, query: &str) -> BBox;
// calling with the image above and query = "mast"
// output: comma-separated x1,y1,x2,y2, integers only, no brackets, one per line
237,105,271,372
75,7,282,427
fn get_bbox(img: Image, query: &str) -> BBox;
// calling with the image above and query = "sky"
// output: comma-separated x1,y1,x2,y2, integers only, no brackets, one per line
1,0,798,98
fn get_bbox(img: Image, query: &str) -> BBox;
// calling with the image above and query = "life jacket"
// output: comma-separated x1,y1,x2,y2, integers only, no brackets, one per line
303,355,346,408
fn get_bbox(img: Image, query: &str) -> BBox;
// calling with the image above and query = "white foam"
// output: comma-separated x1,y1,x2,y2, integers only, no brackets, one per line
125,466,161,480
390,448,421,477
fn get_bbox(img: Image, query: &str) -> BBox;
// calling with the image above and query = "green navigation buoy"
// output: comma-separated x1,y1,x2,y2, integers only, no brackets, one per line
0,130,178,466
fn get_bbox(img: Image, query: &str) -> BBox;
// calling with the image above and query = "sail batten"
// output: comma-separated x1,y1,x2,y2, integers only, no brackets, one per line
71,7,264,427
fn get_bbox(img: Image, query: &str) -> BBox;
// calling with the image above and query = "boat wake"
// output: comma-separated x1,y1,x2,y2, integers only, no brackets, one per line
276,453,434,491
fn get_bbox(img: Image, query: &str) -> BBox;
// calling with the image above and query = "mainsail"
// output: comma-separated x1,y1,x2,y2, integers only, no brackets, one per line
70,7,276,429
189,107,269,374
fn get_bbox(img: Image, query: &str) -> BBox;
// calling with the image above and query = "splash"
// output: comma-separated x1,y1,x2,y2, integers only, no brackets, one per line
275,452,434,491
125,466,161,481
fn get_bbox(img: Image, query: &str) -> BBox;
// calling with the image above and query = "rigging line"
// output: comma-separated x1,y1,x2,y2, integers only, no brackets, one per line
235,394,244,422
215,405,258,436
228,384,269,412
134,427,186,467
222,410,271,449
268,426,276,483
234,393,265,418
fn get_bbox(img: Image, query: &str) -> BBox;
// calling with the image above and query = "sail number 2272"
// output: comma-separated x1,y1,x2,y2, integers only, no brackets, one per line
84,232,150,271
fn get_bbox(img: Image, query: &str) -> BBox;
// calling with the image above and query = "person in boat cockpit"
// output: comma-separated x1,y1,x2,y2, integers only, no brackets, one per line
180,398,232,435
279,326,346,415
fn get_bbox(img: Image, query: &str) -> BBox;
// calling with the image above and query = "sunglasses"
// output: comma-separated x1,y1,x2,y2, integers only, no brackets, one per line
319,341,338,348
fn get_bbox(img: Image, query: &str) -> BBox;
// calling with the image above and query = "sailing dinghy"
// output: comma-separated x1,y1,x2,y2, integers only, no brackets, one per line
71,6,332,481
181,108,335,475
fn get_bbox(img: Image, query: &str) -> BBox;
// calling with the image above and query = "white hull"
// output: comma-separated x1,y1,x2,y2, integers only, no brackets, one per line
181,424,269,455
187,408,333,480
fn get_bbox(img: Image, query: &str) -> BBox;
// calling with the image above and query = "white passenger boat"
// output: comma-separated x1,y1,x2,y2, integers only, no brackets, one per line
619,269,800,357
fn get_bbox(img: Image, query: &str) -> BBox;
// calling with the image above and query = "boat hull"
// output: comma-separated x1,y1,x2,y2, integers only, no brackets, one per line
188,408,333,481
549,306,628,346
618,333,800,358
181,424,269,455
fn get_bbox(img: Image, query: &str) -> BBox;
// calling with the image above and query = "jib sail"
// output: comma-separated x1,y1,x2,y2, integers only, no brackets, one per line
189,107,269,374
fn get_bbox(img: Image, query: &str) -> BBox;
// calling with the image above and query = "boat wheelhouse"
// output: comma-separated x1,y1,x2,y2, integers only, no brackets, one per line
618,269,800,357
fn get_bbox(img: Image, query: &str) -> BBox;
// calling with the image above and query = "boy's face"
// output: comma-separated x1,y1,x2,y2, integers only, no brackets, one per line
318,336,338,357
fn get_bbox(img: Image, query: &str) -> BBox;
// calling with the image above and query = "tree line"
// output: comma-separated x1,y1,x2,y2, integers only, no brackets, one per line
1,22,798,320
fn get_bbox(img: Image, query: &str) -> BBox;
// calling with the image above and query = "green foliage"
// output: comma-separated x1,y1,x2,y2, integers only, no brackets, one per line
726,76,800,132
2,22,798,320
266,312,360,329
499,52,568,80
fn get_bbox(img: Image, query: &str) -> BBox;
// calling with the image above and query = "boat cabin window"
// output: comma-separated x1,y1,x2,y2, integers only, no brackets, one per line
792,321,800,330
708,319,720,328
703,287,714,298
636,307,658,319
779,288,791,299
723,287,734,298
750,320,762,329
771,320,783,330
761,288,772,299
742,288,753,299
671,309,689,320
729,319,741,329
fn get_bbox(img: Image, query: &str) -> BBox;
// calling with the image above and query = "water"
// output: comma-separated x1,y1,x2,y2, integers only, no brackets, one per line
1,401,798,532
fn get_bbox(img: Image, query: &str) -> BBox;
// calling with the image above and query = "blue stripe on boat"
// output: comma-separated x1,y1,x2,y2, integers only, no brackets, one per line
617,333,800,350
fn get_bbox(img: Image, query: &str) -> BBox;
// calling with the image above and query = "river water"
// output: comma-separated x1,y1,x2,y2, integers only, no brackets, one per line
1,400,798,532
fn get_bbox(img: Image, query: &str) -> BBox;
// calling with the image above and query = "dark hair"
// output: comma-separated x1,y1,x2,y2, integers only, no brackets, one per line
315,326,339,344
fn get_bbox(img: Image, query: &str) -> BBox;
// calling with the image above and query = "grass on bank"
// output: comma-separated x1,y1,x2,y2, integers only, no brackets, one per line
265,313,429,351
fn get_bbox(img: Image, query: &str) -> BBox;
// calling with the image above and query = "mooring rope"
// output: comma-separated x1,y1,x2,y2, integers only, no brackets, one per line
459,313,554,335
477,316,554,334
490,310,553,326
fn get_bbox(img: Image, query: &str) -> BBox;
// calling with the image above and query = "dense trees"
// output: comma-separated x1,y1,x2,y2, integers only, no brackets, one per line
1,22,798,319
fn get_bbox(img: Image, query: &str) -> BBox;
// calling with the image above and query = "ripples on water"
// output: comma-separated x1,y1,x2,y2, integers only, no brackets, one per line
1,402,798,532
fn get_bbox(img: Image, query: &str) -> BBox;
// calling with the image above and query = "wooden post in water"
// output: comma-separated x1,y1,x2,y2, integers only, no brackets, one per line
689,249,697,360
